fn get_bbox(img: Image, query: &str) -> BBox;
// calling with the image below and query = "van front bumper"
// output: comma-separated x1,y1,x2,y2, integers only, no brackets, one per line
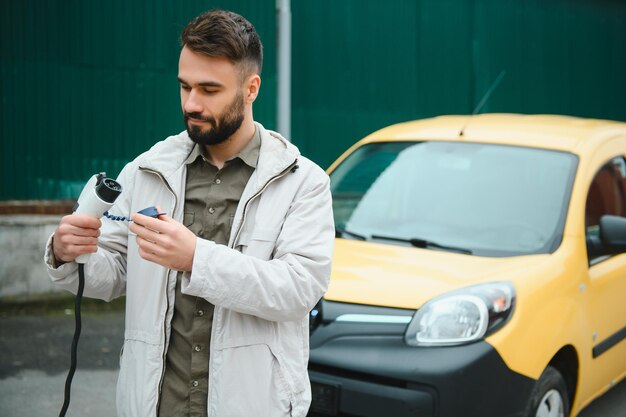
307,302,534,417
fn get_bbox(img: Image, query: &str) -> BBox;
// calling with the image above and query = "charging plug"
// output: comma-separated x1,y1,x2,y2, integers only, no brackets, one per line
74,173,123,264
137,206,167,218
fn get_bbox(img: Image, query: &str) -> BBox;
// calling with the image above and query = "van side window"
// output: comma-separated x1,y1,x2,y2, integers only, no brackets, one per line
586,157,626,260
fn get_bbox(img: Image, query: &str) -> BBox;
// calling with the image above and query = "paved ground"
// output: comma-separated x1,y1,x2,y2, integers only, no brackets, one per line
1,301,625,417
0,300,123,417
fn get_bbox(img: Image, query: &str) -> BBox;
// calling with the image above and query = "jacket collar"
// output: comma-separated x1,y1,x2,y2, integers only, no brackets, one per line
184,127,262,169
252,122,300,187
137,122,300,185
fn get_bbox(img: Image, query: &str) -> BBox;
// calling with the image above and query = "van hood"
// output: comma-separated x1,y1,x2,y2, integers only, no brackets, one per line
325,238,550,309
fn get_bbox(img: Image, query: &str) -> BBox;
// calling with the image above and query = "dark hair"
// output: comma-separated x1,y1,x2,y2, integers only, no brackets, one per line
181,9,263,79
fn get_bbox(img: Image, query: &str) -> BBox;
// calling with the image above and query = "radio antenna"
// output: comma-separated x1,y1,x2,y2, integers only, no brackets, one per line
459,70,506,137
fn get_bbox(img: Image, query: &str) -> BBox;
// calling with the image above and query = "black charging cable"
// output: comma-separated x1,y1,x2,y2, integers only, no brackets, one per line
55,200,162,416
58,263,86,417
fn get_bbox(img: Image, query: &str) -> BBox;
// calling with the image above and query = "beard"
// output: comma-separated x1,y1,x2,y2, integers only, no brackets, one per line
184,90,245,146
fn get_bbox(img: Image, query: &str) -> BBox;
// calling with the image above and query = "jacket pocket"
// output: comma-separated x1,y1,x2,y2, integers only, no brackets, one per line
236,228,281,260
210,342,292,417
116,339,162,417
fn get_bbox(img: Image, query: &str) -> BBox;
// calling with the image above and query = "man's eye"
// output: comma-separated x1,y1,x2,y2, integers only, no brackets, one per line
202,89,218,95
180,85,191,91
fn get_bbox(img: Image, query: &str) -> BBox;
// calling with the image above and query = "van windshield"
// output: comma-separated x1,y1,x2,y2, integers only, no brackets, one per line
330,141,578,257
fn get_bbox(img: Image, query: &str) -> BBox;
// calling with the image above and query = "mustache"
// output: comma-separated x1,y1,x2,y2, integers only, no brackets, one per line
184,112,215,124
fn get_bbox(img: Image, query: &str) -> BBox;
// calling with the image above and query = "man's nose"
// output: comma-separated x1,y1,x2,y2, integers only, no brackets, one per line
183,90,203,114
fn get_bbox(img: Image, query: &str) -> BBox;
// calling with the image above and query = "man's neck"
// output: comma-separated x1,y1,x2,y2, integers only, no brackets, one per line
202,119,256,170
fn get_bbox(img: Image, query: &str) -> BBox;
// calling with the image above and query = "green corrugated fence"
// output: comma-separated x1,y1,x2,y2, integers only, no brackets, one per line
2,0,625,200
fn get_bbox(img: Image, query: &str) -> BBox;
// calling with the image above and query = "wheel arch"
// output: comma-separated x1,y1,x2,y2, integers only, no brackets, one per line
548,345,579,410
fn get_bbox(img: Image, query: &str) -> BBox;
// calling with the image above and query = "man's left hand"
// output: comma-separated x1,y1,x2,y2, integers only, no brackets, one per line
129,208,196,271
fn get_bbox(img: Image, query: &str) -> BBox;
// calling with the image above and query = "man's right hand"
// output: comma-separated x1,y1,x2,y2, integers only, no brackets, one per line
52,214,102,263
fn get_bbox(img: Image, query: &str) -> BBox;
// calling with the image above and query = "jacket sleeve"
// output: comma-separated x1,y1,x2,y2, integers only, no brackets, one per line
43,166,135,302
181,171,335,322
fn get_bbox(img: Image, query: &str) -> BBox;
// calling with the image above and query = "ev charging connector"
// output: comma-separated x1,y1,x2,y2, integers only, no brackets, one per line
73,172,122,263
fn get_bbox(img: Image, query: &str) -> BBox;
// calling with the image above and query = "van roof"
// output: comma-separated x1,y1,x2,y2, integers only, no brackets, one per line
362,114,626,154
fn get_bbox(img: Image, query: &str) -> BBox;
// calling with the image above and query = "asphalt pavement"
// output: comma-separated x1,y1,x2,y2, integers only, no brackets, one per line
1,301,625,417
0,300,123,417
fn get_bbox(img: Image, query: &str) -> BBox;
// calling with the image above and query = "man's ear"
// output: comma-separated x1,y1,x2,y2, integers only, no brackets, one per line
244,74,261,104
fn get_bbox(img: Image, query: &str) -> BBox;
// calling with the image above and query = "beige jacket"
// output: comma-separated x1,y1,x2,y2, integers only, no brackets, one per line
44,123,335,417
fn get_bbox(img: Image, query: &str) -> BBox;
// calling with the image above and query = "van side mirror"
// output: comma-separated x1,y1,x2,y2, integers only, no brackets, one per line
600,215,626,254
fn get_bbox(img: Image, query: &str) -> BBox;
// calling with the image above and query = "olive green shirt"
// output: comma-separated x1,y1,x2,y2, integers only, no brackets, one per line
158,130,260,417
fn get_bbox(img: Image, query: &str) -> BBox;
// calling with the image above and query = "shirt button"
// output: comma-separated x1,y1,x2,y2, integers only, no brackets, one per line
208,207,215,214
194,345,202,352
197,310,204,317
215,178,221,185
192,380,199,387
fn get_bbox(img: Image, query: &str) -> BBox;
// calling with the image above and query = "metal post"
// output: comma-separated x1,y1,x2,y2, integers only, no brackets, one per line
276,0,291,140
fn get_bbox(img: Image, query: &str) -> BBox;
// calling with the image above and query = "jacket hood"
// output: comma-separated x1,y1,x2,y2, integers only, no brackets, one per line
325,238,550,309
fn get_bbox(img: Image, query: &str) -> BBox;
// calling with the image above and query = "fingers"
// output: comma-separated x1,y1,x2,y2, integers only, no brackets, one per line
56,233,99,246
131,213,170,232
64,243,99,255
58,222,101,238
132,206,176,227
137,248,158,264
53,238,99,263
53,214,102,262
64,214,102,230
155,206,174,223
136,235,165,257
129,210,195,271
131,213,181,249
129,221,163,245
129,216,168,259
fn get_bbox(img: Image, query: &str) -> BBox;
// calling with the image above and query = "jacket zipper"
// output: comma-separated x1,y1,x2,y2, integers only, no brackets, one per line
231,159,298,248
144,158,296,414
138,166,178,415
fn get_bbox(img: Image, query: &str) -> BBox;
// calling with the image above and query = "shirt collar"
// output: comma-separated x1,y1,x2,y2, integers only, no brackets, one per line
184,127,261,169
236,127,261,168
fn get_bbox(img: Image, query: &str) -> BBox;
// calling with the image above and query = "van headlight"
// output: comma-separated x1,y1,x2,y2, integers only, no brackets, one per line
404,282,515,346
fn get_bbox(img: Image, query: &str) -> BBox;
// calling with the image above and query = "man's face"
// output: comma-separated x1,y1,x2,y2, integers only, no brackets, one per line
178,46,246,145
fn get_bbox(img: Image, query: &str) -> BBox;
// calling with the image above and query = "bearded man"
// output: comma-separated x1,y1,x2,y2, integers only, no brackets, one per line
44,9,334,417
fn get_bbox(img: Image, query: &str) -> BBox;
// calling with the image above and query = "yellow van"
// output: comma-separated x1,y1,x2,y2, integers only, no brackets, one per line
307,114,626,417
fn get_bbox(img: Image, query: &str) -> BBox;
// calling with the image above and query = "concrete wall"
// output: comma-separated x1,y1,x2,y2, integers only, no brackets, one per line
0,215,66,301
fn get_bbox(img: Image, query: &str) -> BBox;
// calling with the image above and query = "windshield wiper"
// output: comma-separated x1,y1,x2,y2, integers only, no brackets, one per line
371,234,473,255
335,226,367,241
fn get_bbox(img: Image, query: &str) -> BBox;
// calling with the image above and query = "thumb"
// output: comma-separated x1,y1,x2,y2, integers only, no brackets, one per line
156,205,174,222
